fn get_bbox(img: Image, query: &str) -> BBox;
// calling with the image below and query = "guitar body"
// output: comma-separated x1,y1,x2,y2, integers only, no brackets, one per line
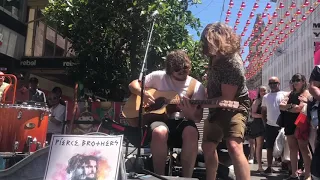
122,88,180,119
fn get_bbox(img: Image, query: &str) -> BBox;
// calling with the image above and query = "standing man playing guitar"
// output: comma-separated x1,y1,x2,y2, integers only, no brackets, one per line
128,50,206,177
200,22,250,180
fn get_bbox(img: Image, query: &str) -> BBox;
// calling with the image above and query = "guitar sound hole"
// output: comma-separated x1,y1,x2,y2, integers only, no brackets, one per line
145,97,166,112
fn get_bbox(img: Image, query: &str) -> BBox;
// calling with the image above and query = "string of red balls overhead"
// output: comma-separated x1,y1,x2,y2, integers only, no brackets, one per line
246,1,319,79
240,0,320,80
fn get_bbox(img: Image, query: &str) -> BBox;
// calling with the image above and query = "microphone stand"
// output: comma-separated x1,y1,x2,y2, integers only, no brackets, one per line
128,16,168,180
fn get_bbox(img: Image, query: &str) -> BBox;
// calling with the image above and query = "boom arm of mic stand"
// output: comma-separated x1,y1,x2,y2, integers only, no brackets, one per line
132,17,171,180
137,18,156,158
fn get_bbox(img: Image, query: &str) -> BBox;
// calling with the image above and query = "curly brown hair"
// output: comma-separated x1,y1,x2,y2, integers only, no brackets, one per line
165,50,191,75
201,22,241,58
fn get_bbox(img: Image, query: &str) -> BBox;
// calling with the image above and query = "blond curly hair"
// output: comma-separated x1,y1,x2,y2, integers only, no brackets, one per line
201,22,241,58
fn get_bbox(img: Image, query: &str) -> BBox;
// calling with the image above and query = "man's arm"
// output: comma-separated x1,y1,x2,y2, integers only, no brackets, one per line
187,84,206,123
309,81,320,101
128,80,143,96
261,96,267,122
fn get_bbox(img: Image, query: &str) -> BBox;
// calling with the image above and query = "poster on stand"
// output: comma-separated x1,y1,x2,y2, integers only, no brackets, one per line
44,134,124,180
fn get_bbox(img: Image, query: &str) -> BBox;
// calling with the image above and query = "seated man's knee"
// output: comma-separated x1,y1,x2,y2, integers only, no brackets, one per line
226,137,244,156
182,126,198,142
152,125,168,143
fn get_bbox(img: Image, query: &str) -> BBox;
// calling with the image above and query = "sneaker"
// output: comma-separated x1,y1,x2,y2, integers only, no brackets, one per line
248,159,254,164
264,167,274,175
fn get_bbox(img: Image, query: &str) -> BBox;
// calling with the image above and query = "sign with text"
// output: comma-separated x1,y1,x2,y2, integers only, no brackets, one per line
44,135,124,180
19,57,76,69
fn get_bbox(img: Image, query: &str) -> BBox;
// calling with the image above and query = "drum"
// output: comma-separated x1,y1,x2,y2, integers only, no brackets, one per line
0,103,49,152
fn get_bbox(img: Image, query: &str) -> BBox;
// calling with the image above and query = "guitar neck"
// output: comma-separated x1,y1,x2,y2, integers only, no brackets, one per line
169,98,219,105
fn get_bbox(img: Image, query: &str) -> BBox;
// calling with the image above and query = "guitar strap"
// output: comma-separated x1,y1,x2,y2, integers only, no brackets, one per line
186,78,197,99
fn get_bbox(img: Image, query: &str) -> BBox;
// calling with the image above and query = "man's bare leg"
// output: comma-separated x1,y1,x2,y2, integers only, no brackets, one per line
180,126,199,177
226,137,250,180
202,142,219,180
151,126,168,175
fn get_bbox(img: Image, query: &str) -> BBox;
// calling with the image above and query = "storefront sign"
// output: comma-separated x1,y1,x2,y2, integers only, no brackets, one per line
19,57,76,69
313,23,320,65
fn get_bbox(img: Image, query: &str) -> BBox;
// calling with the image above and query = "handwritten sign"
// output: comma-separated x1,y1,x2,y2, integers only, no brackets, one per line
44,134,124,180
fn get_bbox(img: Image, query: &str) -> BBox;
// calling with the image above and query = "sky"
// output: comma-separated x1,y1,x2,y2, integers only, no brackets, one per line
187,0,277,60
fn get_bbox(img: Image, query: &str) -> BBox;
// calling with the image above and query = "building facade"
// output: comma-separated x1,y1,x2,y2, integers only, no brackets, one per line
261,0,319,91
23,7,75,99
246,14,264,90
0,0,29,72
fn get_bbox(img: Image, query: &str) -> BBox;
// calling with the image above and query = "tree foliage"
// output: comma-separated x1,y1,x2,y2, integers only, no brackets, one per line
44,0,205,100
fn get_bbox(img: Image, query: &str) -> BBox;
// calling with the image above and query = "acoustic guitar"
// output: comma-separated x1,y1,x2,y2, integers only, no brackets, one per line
122,88,240,119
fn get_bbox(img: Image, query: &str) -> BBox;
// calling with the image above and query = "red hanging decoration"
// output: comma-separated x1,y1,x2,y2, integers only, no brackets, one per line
262,12,267,18
291,17,296,22
273,12,278,18
303,0,310,6
229,0,234,7
240,2,246,10
236,19,240,25
285,24,289,29
290,1,296,8
265,27,269,31
280,31,284,34
227,9,231,15
279,2,285,8
309,7,314,13
268,20,273,25
302,15,307,20
254,28,259,32
275,36,280,40
266,37,270,40
280,19,284,24
295,22,300,27
241,32,245,36
290,29,294,33
296,9,302,15
270,32,274,36
285,11,290,16
234,26,237,30
274,26,279,30
253,3,259,9
244,27,248,31
284,34,288,38
225,17,230,22
266,3,272,9
250,12,254,18
246,20,250,25
237,11,242,17
258,21,263,25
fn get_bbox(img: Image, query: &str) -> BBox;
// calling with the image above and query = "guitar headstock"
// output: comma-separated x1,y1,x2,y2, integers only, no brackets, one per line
218,100,240,110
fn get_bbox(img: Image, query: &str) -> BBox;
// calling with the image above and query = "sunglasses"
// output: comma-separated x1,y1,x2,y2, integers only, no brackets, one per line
291,79,301,83
174,65,190,72
268,82,279,85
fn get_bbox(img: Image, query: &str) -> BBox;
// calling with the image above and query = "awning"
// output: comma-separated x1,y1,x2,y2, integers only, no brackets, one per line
18,56,76,87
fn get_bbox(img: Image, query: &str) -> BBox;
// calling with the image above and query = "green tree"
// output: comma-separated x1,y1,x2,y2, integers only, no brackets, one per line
44,0,203,100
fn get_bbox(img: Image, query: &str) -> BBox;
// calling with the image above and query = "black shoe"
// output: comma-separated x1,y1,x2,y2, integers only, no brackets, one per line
284,175,299,180
264,167,274,175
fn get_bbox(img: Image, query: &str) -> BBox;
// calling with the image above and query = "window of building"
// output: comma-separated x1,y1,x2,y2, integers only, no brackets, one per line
44,39,65,57
0,0,23,20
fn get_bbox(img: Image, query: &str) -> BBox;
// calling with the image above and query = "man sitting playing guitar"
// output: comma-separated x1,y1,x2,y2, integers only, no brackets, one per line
128,50,206,177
